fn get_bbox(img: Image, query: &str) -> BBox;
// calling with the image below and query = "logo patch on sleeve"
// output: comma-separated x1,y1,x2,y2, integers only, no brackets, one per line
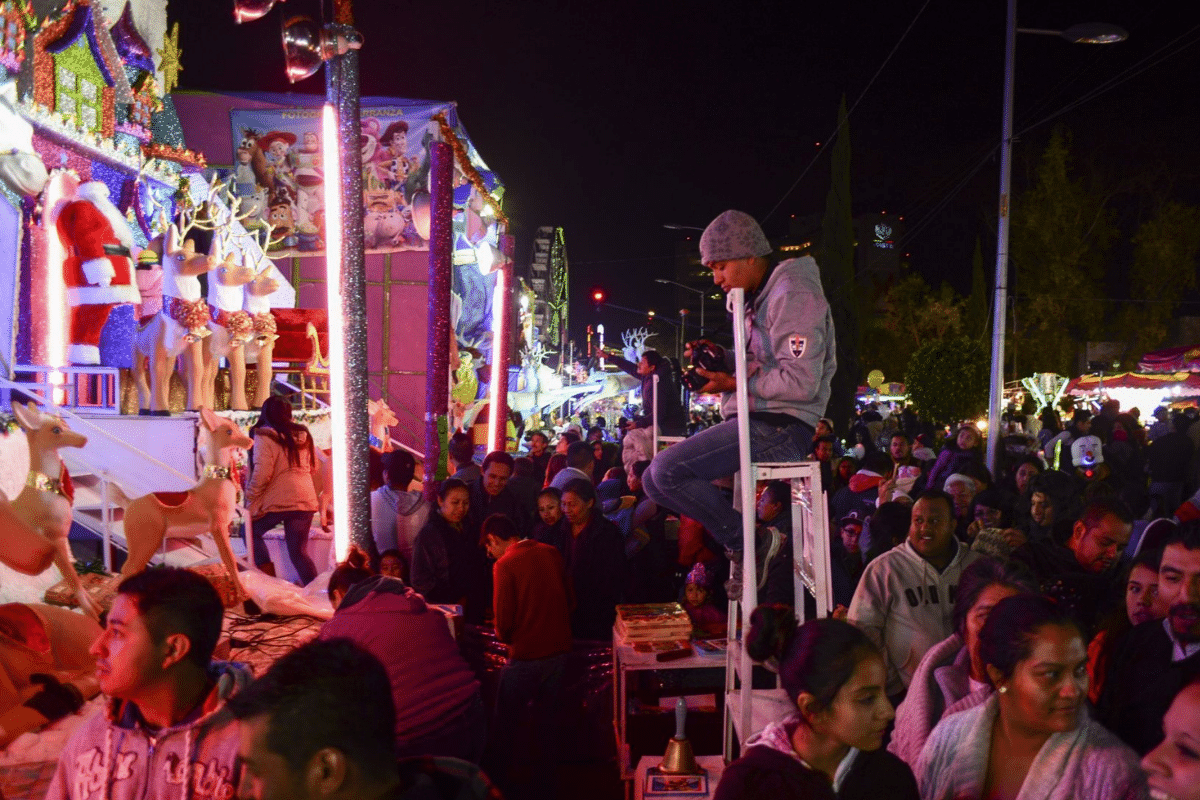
788,335,807,358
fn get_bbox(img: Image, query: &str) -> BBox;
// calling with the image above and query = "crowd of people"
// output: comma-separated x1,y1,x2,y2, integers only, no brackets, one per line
39,208,1200,800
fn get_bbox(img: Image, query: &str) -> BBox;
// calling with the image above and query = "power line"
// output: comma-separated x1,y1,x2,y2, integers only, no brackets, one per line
762,0,934,224
896,20,1200,254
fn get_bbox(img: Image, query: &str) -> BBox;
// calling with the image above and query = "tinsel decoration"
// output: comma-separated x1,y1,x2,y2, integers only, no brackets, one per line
423,139,453,502
141,142,206,169
429,111,507,226
251,311,278,345
326,27,373,555
166,296,212,341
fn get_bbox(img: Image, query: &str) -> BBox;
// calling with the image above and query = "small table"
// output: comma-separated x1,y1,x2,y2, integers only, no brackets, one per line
634,755,725,800
613,631,725,796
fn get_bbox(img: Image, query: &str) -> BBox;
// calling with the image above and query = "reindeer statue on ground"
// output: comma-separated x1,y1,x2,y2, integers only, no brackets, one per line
5,403,101,620
116,407,254,605
131,225,218,412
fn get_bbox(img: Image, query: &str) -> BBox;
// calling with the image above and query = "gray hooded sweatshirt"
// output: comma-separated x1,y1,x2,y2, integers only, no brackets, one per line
720,256,836,428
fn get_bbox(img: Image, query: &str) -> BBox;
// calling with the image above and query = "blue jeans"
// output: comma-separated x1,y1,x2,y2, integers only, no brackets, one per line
642,416,812,551
251,510,318,585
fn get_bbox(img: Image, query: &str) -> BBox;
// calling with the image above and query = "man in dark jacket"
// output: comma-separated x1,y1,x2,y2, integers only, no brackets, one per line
1147,413,1193,518
467,450,530,533
601,348,687,436
1012,496,1132,638
1097,522,1200,754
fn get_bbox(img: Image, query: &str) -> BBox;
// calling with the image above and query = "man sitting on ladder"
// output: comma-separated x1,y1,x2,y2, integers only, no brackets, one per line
642,209,837,592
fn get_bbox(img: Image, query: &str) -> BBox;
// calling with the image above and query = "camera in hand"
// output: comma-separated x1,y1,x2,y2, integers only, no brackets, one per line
681,341,729,392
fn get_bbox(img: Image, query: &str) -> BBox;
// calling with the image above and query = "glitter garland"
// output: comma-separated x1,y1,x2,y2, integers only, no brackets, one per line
166,296,212,340
142,141,206,169
424,139,453,502
251,311,277,345
430,111,507,226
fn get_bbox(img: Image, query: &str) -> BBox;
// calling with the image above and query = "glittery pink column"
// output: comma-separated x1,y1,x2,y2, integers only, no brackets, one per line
424,141,453,501
326,27,372,553
492,263,512,453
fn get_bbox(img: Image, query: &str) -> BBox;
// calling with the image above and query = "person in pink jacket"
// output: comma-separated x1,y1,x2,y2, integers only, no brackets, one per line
246,396,323,584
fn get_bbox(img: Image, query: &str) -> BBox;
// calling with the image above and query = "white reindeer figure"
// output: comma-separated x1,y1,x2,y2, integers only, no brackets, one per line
6,403,100,620
242,266,280,408
202,239,258,410
132,225,218,412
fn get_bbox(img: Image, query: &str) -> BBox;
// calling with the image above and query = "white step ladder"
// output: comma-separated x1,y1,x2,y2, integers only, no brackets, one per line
718,288,833,761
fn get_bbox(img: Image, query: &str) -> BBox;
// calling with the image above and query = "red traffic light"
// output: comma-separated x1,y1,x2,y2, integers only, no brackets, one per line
591,287,606,304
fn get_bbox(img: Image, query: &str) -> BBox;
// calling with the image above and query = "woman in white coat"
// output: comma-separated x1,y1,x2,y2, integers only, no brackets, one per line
916,594,1146,800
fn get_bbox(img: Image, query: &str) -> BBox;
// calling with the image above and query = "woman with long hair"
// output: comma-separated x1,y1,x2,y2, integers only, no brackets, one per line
715,607,917,799
246,395,323,585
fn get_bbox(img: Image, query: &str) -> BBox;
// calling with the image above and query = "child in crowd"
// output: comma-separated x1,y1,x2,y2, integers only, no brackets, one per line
682,562,726,638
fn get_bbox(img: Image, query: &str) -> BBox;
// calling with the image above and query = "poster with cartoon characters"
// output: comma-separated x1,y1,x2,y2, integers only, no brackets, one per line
227,100,507,400
228,101,499,258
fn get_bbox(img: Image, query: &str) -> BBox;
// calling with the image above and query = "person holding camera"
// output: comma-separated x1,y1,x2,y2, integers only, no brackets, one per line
642,209,836,591
599,348,687,436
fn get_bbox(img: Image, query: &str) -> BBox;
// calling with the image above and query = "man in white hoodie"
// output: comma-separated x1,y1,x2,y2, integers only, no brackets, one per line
848,489,981,701
46,568,248,800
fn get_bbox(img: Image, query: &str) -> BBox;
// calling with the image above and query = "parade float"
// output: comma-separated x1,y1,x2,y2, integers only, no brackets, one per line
0,0,523,776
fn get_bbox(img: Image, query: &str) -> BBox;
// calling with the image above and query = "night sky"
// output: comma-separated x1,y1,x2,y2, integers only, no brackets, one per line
175,0,1200,343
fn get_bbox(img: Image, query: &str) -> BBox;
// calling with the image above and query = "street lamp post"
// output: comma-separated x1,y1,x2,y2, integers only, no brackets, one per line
985,4,1126,475
655,278,706,337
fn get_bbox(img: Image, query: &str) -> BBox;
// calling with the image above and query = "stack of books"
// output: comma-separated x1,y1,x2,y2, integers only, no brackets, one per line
616,602,694,643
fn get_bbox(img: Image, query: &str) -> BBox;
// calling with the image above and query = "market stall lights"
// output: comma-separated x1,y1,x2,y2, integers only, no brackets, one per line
322,104,350,559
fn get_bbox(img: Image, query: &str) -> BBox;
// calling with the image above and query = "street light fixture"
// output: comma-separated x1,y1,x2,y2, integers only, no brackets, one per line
663,223,705,231
985,5,1126,475
655,277,706,337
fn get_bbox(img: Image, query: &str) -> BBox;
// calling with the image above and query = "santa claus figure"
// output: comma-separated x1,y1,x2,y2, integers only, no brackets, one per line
55,182,141,366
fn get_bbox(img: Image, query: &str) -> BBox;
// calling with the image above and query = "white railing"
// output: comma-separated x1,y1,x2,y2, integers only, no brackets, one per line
8,364,121,413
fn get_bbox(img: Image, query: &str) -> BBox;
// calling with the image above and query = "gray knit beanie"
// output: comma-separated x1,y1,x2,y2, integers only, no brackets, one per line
699,209,772,265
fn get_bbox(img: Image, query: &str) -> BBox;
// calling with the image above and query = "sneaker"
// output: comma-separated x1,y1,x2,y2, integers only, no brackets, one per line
723,526,787,597
724,547,744,597
755,526,785,590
